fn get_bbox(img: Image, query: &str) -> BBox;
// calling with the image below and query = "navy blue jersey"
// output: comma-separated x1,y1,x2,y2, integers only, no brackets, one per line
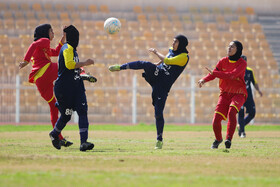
156,48,189,93
54,43,87,112
244,67,257,100
55,43,85,93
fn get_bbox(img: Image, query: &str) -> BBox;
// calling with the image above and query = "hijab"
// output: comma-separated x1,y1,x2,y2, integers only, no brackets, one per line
229,40,243,61
172,34,189,56
34,24,51,41
63,25,79,50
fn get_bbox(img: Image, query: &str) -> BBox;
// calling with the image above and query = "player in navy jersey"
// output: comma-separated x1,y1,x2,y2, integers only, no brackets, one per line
238,55,263,138
49,25,95,151
109,35,189,149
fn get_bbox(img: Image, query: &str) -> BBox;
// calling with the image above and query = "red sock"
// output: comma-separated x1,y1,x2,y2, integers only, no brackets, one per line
48,98,64,140
212,113,223,141
226,107,238,140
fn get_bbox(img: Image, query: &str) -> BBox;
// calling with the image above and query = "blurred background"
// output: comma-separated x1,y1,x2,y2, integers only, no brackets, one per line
0,0,280,124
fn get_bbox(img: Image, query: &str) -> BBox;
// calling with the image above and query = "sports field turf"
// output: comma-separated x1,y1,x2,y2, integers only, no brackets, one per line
0,124,279,187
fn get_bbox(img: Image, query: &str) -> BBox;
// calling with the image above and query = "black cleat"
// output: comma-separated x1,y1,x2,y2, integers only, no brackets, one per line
211,139,223,149
80,73,97,83
49,132,61,150
60,138,73,147
80,142,94,152
225,139,232,149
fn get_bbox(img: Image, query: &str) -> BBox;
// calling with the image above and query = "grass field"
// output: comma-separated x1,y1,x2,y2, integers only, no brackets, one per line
0,124,280,187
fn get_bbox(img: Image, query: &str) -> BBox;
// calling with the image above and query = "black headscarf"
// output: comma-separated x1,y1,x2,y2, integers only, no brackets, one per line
173,35,189,55
63,25,79,50
229,40,243,61
34,24,51,41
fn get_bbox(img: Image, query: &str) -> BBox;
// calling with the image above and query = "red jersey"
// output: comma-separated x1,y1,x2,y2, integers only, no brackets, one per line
24,38,62,83
203,57,248,98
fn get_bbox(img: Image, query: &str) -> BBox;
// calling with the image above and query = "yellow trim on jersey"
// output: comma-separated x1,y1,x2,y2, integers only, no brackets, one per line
33,63,51,83
247,67,258,84
47,95,55,103
215,111,227,120
230,104,239,112
229,60,237,63
63,44,76,70
163,53,188,66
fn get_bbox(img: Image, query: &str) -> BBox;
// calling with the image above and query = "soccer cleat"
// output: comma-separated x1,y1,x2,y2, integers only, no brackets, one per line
60,138,73,147
80,73,97,83
225,139,232,149
211,139,223,149
80,142,94,152
108,65,121,72
49,132,61,150
154,140,163,149
240,132,246,138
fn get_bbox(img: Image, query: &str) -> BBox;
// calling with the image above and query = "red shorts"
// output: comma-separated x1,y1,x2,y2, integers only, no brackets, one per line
215,92,246,120
35,63,58,102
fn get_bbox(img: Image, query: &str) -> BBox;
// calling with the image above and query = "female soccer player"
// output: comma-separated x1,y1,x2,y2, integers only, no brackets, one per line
238,55,263,138
49,25,95,151
108,35,189,149
198,40,247,149
19,24,73,147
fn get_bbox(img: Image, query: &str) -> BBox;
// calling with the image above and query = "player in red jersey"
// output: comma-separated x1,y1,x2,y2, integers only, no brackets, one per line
19,24,73,147
198,41,247,149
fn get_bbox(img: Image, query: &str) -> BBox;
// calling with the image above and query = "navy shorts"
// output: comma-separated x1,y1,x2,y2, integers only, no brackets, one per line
55,88,88,116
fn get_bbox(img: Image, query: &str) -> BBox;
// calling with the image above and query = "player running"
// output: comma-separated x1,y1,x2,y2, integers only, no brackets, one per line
198,40,247,149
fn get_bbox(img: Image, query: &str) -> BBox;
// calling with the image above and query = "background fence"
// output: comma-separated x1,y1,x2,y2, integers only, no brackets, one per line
1,72,279,124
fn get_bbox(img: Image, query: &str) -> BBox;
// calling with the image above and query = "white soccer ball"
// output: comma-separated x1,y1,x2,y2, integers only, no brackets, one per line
104,17,121,34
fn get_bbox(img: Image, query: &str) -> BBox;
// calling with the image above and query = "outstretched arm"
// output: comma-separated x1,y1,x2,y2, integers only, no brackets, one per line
19,39,43,69
149,48,165,61
75,59,94,69
198,67,216,88
254,83,263,96
50,26,66,56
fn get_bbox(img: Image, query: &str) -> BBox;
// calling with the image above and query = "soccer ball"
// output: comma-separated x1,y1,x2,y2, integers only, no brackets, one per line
104,17,121,34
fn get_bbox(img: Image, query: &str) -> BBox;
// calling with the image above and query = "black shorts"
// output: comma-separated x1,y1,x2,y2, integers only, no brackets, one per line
55,88,88,115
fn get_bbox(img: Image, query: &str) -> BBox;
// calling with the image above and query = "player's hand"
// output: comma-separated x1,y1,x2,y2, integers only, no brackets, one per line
197,79,205,88
205,67,213,74
61,26,68,44
148,48,157,54
85,59,94,66
19,61,29,69
258,90,263,97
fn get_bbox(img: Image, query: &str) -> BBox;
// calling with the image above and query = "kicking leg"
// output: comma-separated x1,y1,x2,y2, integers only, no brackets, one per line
109,61,156,72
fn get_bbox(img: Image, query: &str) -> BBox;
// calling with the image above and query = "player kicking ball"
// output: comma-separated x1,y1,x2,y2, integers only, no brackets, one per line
109,35,189,149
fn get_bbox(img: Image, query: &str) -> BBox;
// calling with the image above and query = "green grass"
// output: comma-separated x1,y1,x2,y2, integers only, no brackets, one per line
1,123,280,132
0,124,280,187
